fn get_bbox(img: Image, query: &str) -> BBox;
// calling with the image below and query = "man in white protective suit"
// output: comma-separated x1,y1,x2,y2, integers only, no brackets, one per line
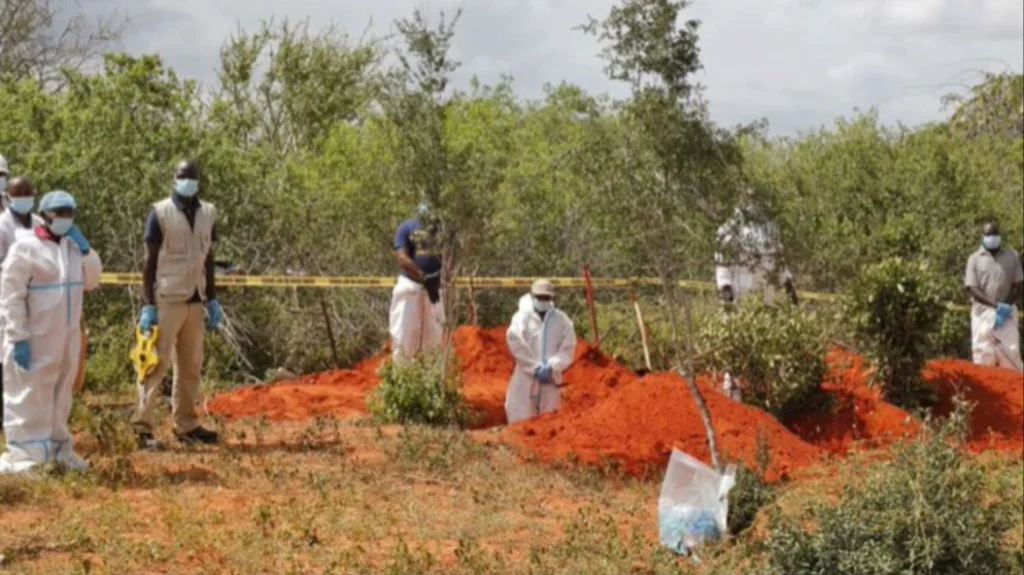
714,205,798,308
964,220,1023,371
505,279,578,424
714,204,798,400
390,203,444,363
0,190,102,473
0,177,43,401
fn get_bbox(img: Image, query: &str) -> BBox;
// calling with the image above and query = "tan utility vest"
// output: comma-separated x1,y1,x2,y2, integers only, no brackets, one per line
153,198,216,304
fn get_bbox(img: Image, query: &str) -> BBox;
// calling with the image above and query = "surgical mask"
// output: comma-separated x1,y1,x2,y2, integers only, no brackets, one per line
982,235,1002,250
9,197,34,215
174,178,199,198
532,299,553,314
49,217,73,236
0,177,7,192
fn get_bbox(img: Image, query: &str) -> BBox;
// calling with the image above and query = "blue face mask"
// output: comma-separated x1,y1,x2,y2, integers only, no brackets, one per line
49,217,73,236
0,177,7,192
175,178,199,198
9,196,34,215
982,235,1001,251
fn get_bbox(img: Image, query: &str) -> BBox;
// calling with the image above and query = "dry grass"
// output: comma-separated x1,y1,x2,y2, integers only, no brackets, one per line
0,406,694,575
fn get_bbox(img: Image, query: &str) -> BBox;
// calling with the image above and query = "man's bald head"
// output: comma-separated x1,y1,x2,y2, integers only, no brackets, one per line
7,176,35,198
174,160,200,180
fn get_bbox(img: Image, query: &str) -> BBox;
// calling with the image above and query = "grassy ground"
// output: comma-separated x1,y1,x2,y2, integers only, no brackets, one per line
1,398,1021,575
0,404,697,575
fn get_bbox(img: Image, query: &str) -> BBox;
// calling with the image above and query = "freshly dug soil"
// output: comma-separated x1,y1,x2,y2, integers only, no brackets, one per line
209,326,1024,479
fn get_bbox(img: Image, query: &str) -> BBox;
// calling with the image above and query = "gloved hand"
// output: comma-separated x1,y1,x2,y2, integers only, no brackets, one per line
66,225,90,254
139,305,157,334
13,341,30,370
535,364,553,385
994,303,1013,329
206,299,223,330
422,271,441,305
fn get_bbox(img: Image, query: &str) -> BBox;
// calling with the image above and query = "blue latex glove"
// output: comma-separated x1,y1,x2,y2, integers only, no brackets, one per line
994,303,1012,329
13,341,30,370
535,364,553,384
66,225,90,254
139,305,157,334
206,299,223,330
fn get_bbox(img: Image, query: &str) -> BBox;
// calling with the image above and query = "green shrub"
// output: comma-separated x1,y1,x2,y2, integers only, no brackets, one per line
368,351,471,427
728,435,777,537
696,298,828,418
845,257,945,409
761,401,1020,575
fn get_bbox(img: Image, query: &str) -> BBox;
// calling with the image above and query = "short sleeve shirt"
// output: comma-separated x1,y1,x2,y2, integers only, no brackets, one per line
965,246,1024,313
394,218,442,278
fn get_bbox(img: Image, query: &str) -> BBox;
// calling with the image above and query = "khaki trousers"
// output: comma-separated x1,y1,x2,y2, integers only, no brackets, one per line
131,302,205,434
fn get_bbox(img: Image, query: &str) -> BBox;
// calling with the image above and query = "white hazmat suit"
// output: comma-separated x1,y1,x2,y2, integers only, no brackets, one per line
971,307,1022,371
0,228,102,473
0,210,44,352
389,275,445,363
714,208,793,304
505,294,577,424
714,208,794,400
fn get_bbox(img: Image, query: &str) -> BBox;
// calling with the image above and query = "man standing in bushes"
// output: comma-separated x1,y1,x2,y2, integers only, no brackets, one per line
505,280,577,424
132,160,223,450
714,204,798,399
0,177,42,401
0,191,102,472
390,203,444,363
964,221,1023,371
714,205,798,308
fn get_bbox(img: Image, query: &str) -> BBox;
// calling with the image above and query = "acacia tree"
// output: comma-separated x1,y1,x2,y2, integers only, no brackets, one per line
0,0,125,87
582,0,749,470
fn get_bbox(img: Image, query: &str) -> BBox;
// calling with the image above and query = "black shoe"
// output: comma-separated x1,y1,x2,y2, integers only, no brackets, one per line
136,430,163,451
175,426,219,445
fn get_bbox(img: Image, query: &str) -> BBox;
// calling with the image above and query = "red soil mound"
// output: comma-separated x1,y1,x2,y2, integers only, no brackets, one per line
210,326,635,428
784,350,921,455
505,372,822,482
210,325,1023,479
927,359,1023,453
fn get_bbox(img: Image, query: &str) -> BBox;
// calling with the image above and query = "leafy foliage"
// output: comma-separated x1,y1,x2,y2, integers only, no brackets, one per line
696,298,828,418
844,258,945,409
761,403,1020,575
368,352,470,427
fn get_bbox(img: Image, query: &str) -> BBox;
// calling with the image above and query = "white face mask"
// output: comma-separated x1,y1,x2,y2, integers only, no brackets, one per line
532,298,553,314
982,235,1001,250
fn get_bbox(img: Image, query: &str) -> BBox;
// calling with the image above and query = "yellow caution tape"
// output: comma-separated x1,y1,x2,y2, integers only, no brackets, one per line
98,273,972,311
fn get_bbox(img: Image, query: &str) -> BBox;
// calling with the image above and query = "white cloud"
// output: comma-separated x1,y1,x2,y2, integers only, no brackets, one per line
79,0,1023,134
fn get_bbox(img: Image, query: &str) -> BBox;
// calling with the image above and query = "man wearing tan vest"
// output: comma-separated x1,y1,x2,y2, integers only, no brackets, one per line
131,160,223,450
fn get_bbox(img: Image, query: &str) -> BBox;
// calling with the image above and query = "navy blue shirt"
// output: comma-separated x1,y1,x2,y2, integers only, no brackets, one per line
144,194,217,303
394,218,441,278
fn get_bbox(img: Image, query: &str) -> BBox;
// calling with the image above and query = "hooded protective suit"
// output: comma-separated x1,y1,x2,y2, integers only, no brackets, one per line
0,227,102,473
505,294,577,424
0,210,44,352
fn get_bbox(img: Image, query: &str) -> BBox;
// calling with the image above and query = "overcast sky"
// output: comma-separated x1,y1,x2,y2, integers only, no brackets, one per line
81,0,1023,135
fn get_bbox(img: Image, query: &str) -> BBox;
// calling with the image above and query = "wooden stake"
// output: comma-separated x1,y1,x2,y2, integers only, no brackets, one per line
631,291,653,372
583,264,600,348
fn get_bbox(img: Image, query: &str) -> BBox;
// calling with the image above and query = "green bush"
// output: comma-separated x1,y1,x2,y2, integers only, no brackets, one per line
727,435,777,537
761,402,1021,575
696,298,828,418
845,257,945,409
368,351,471,427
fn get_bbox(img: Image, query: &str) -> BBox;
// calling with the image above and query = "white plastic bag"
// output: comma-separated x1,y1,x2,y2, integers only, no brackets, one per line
658,449,736,555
